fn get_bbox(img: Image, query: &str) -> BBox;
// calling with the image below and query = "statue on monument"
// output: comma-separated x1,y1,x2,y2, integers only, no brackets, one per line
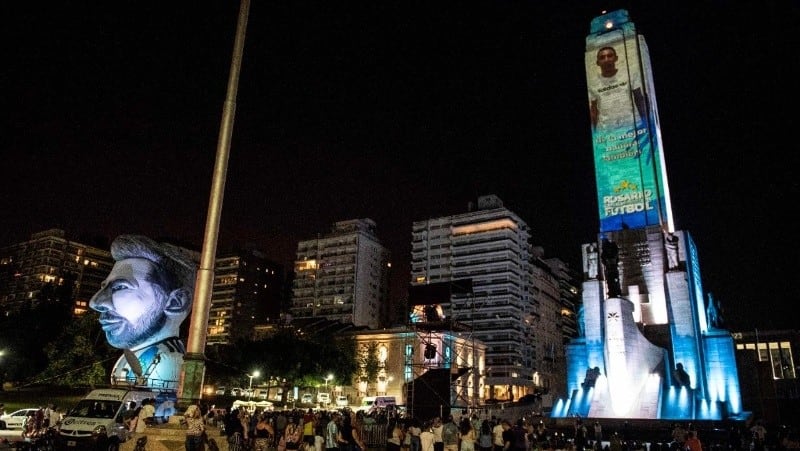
672,362,691,388
706,293,723,329
664,231,679,270
581,366,601,389
584,243,599,279
601,238,621,297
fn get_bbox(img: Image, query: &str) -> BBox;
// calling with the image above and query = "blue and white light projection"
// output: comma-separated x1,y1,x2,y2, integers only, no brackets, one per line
552,10,744,421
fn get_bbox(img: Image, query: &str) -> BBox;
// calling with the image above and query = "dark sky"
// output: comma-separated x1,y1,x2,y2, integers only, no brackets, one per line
4,1,799,331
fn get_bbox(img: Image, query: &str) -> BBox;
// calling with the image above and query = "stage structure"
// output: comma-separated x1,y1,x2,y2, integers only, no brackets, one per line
551,9,745,420
405,281,482,420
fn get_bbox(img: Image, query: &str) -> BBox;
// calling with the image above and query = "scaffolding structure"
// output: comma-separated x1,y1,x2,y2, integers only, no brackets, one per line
405,281,483,419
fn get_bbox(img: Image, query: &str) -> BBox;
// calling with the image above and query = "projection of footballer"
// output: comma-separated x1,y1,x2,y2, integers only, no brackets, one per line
89,234,197,395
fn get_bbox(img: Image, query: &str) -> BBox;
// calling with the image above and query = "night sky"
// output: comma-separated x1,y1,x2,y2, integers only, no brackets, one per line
4,1,799,331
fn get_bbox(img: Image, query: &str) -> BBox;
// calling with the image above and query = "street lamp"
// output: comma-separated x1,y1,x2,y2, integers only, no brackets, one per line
247,371,260,399
324,374,333,391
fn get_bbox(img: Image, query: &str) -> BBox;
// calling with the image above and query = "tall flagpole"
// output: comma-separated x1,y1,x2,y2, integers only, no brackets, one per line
179,0,250,407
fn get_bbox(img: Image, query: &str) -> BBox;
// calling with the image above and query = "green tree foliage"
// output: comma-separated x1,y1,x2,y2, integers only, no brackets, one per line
35,310,116,387
231,326,357,402
359,341,381,385
0,282,78,385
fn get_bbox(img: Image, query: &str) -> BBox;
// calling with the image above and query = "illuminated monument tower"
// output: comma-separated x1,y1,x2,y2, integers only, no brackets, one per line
551,10,744,420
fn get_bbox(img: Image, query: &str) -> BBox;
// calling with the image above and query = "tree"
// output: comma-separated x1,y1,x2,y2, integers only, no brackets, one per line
36,310,117,387
230,325,358,403
359,341,381,390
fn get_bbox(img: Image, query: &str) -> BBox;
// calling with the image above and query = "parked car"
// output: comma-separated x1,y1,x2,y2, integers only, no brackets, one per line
230,388,243,397
317,393,330,404
335,395,348,407
0,408,39,430
300,393,314,404
215,387,227,395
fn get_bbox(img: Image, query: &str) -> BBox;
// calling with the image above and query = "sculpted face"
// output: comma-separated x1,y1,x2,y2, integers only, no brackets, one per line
89,258,168,349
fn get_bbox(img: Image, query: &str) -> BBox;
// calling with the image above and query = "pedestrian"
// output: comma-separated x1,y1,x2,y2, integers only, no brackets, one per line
327,412,343,451
459,418,476,451
432,417,444,451
685,431,702,451
442,415,459,451
387,418,405,451
254,413,275,451
478,420,493,451
184,404,206,451
136,399,155,433
493,419,506,451
593,421,602,444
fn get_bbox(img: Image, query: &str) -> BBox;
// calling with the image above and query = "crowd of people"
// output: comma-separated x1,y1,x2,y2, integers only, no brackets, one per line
173,404,800,451
19,404,62,439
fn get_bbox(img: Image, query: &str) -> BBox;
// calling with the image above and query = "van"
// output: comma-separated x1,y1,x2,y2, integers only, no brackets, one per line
56,388,173,451
356,396,396,413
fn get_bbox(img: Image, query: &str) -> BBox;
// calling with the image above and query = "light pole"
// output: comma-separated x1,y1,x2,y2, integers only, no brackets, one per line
247,371,260,399
324,373,333,391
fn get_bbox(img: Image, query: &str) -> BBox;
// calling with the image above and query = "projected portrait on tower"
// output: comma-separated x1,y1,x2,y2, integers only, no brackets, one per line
89,235,198,391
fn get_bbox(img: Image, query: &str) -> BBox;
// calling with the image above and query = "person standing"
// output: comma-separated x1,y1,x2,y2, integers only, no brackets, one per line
183,404,206,451
685,431,702,451
350,415,368,451
225,409,247,451
593,421,602,445
432,417,444,451
442,415,460,451
315,412,328,451
500,420,514,451
492,419,506,451
750,421,767,451
285,417,302,451
387,418,404,451
327,412,342,451
136,399,155,433
337,414,353,451
459,418,477,451
478,420,493,451
303,409,317,450
421,421,436,451
254,413,275,451
409,418,422,451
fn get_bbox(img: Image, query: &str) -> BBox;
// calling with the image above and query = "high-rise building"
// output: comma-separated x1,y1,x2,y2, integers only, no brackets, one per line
553,9,743,420
410,194,539,400
539,255,581,404
290,219,391,329
206,249,285,346
0,229,113,315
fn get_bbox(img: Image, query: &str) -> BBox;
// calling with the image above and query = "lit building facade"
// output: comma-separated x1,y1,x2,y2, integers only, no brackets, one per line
410,194,537,400
206,249,285,345
350,327,486,410
0,229,112,315
552,9,743,420
732,329,799,426
291,219,390,329
536,255,579,405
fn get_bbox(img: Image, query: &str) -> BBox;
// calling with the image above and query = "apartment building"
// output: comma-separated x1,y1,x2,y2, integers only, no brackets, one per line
291,219,390,329
410,195,538,400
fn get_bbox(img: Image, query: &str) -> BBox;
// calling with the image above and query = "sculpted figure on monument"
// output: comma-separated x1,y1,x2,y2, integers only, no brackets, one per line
664,231,679,270
585,243,599,279
601,238,621,298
